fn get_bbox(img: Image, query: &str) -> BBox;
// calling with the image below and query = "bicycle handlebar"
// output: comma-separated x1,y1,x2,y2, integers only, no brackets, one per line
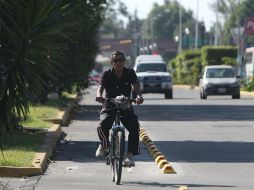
102,96,136,104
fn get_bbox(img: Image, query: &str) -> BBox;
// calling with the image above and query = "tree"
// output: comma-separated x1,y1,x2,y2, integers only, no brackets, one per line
99,0,130,39
0,0,107,140
144,1,196,41
210,0,254,45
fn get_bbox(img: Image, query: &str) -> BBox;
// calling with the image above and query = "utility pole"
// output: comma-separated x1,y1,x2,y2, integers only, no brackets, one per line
179,4,182,53
214,0,219,46
195,0,199,49
237,0,241,75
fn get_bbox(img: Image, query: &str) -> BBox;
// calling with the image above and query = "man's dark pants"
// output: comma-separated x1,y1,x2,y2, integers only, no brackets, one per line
97,107,140,155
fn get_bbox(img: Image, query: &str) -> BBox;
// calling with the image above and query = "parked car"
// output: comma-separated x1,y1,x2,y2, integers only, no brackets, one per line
199,65,241,99
133,55,173,99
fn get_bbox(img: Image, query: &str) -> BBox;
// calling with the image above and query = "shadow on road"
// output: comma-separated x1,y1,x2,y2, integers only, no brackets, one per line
153,140,254,163
53,140,254,163
73,104,254,122
123,181,235,188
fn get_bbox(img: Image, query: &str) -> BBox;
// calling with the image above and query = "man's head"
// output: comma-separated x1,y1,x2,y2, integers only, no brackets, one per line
111,51,126,70
111,51,126,63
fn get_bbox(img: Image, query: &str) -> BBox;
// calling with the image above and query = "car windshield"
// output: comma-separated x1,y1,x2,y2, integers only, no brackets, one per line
136,63,167,72
206,68,235,78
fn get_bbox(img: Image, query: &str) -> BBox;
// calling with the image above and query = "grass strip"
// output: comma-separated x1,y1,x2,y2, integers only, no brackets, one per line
0,132,45,167
0,96,75,167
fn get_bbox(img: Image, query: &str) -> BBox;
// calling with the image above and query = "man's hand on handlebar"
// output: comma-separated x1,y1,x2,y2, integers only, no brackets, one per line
136,95,144,105
95,96,104,103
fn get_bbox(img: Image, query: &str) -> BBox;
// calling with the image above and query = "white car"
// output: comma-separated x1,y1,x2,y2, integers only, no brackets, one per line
133,55,173,99
199,65,241,99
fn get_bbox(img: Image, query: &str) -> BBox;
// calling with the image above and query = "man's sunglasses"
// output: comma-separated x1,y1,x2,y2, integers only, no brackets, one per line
112,58,124,63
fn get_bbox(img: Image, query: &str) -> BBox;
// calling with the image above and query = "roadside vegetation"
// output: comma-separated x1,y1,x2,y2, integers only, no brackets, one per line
0,96,73,167
170,46,237,85
0,1,109,144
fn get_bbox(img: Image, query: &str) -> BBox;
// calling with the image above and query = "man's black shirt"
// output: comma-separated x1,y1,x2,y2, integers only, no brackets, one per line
100,67,139,99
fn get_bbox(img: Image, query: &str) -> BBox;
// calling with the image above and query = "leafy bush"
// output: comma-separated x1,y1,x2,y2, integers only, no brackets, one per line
201,46,237,66
221,57,237,66
169,50,202,85
242,79,254,91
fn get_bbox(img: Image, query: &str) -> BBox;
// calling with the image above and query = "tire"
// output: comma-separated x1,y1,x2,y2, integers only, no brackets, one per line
165,89,173,99
232,92,240,99
110,134,115,182
110,157,115,182
200,89,207,99
114,131,125,185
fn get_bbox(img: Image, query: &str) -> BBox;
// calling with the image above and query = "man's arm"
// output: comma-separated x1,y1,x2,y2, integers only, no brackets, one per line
132,83,144,105
132,83,142,97
95,85,105,103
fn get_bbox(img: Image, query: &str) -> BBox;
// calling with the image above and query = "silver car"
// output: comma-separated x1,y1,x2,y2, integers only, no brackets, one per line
199,65,241,99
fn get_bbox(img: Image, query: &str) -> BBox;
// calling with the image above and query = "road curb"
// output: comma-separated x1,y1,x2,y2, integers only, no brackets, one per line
0,96,80,177
240,90,254,96
174,84,199,90
139,128,176,174
175,84,254,97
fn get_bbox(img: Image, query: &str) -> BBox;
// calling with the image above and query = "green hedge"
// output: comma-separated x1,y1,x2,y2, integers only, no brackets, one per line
169,50,202,85
201,46,237,66
169,46,237,85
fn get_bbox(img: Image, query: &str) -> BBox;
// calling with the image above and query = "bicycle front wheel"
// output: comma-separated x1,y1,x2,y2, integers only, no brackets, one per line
113,131,125,185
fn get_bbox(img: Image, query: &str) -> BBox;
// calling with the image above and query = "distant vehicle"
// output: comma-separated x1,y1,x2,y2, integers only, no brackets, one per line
88,69,101,85
199,65,241,99
133,55,173,99
244,47,254,80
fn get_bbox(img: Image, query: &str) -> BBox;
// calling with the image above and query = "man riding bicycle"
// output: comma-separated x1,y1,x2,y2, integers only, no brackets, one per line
95,50,144,167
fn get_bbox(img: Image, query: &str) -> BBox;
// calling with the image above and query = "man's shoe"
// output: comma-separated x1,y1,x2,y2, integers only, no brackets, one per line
124,154,135,167
95,144,106,157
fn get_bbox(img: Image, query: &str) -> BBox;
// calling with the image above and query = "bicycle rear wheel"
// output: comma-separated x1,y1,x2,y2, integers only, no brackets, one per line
113,131,125,185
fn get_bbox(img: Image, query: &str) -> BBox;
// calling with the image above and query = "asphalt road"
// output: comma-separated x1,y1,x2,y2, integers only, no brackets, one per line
2,86,254,190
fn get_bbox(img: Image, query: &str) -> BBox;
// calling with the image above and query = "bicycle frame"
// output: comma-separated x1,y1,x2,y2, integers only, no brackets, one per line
105,97,129,185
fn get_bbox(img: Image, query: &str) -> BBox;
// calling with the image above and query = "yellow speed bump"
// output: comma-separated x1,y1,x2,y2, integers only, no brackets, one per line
148,144,156,150
162,164,175,174
139,131,146,135
155,155,165,165
152,151,163,159
140,128,145,132
158,159,168,169
178,186,188,190
143,137,152,144
146,141,154,147
140,128,176,174
149,148,159,155
140,135,148,141
149,148,159,156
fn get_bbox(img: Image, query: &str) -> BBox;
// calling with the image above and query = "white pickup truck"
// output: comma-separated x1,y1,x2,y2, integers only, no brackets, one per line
133,55,173,99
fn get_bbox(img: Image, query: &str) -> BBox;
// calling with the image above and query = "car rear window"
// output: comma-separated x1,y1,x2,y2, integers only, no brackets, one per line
206,68,235,78
136,63,167,72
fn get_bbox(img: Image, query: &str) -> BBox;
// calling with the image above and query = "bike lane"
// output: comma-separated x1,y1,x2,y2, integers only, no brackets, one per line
36,87,187,190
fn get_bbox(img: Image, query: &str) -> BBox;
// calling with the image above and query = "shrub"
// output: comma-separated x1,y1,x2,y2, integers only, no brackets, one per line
201,46,237,66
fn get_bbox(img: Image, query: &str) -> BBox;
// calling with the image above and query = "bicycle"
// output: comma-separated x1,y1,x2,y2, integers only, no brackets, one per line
102,95,136,185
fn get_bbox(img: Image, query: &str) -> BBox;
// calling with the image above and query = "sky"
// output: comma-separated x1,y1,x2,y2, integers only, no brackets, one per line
123,0,217,29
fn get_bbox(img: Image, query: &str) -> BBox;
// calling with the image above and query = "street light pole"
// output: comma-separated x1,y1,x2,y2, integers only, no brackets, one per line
185,28,190,49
